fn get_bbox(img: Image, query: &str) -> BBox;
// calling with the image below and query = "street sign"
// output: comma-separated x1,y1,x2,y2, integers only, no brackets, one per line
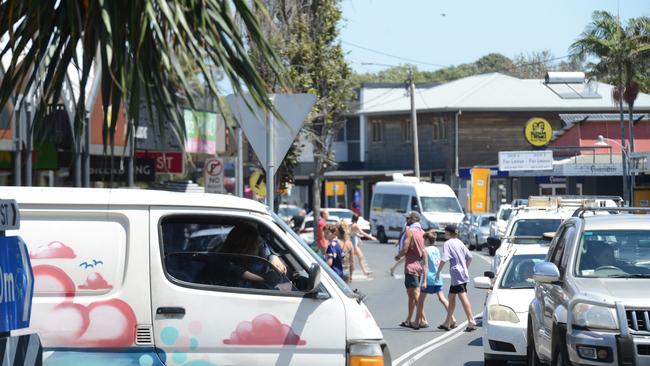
226,94,316,173
0,199,20,231
0,236,33,332
135,151,184,174
90,156,156,182
499,150,553,171
249,169,266,198
204,158,225,194
524,117,552,147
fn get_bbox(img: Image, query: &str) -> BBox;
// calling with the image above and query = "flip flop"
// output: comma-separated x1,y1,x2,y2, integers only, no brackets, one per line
450,322,457,329
419,323,429,329
437,324,451,331
464,326,477,332
399,321,411,328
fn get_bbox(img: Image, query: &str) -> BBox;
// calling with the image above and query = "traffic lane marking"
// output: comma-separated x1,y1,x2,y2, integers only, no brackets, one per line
391,312,483,366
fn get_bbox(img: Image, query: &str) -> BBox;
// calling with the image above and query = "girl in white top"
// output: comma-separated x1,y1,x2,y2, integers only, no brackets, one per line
351,214,375,276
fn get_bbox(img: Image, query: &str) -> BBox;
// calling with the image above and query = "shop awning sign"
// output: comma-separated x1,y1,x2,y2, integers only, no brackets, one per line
499,150,553,171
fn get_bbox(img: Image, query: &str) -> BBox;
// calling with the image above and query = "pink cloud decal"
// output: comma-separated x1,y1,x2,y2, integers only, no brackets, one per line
224,314,306,346
30,241,77,259
78,272,113,290
31,265,136,348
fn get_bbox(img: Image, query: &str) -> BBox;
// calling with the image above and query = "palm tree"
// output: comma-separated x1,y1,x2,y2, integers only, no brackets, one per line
0,0,285,162
570,11,650,204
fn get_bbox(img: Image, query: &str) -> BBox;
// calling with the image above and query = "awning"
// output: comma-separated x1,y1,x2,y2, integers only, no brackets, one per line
295,169,414,180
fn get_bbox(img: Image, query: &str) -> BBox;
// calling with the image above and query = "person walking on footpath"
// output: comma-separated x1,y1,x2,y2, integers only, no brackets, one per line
435,224,477,332
415,234,456,329
350,214,375,276
394,211,426,329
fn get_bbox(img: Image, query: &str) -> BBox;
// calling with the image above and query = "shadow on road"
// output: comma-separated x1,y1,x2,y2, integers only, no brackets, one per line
468,337,482,347
463,362,483,366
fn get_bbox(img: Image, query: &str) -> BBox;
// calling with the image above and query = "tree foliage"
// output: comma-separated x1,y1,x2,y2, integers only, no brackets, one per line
0,0,285,151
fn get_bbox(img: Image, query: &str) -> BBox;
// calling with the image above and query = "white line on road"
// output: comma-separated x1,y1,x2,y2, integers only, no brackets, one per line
391,312,483,366
475,252,492,264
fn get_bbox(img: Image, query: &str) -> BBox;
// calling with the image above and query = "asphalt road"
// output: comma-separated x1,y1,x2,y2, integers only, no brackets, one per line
349,239,510,366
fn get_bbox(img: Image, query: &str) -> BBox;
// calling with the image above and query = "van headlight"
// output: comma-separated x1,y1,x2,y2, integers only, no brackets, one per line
572,303,618,330
489,304,519,323
348,341,385,366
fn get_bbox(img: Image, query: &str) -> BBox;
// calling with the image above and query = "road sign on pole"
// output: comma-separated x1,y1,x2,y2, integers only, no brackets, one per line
0,200,20,231
226,93,316,207
204,158,225,194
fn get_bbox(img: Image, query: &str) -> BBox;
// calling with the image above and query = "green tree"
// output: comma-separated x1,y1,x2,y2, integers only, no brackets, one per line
0,0,284,156
570,10,650,154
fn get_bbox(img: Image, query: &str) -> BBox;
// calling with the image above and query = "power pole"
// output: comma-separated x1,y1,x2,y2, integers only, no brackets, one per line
408,67,420,179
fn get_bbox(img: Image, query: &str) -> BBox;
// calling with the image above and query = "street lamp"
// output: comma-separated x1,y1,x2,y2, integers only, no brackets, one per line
594,135,630,205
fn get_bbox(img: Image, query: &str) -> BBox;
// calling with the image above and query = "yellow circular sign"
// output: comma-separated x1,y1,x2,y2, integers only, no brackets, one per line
524,118,552,147
249,169,266,198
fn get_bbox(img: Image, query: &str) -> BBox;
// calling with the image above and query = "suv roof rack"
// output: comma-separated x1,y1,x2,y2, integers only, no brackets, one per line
528,195,623,210
572,207,650,218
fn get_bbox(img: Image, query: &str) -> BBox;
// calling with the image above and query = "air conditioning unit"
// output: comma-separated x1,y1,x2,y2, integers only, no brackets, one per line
392,173,420,183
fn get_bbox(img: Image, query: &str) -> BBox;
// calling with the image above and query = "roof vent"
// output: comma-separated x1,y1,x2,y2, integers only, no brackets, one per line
392,173,420,183
545,72,585,84
135,325,153,345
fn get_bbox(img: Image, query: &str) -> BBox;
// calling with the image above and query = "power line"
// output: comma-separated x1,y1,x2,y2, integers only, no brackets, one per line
342,41,449,68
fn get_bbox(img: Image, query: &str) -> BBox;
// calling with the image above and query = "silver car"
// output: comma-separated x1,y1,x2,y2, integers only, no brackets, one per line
528,207,650,366
469,213,495,250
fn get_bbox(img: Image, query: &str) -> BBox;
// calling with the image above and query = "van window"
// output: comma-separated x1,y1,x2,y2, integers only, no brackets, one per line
420,196,462,213
159,216,312,293
372,193,409,212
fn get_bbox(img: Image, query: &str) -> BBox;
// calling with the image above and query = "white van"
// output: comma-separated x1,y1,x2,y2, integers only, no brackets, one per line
369,177,464,243
5,187,389,366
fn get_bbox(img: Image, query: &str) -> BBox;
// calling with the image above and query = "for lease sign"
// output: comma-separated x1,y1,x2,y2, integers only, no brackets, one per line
499,150,553,171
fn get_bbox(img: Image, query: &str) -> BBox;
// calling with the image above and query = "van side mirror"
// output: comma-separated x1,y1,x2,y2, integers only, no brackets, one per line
307,263,321,293
473,276,492,289
533,262,560,283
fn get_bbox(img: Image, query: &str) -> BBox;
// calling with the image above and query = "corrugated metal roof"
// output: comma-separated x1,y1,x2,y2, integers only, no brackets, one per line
358,73,650,115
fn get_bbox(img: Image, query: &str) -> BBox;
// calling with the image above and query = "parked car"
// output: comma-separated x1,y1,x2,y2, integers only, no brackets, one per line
370,175,463,243
298,215,340,244
474,246,548,366
528,207,650,366
6,187,389,365
489,204,512,238
469,213,496,250
458,214,474,245
278,204,301,228
306,208,371,235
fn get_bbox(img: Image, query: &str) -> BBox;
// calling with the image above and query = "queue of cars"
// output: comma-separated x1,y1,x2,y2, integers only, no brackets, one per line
473,196,650,366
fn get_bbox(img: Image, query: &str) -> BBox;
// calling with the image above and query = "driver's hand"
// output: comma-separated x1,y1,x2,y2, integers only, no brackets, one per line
269,255,287,274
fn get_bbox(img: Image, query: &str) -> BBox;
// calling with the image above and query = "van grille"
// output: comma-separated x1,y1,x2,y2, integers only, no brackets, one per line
135,325,153,345
626,310,650,332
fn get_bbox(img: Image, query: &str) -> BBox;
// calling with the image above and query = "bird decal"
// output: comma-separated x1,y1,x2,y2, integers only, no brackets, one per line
79,262,94,269
92,259,104,266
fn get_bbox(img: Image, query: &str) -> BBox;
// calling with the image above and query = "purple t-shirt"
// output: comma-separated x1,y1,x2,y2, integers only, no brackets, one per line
442,238,472,286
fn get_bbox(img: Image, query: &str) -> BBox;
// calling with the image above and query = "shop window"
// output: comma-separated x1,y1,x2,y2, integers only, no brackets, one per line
401,120,412,143
433,118,447,141
371,120,384,143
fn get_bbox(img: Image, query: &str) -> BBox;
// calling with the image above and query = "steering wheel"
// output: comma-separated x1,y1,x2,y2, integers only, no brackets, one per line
595,265,623,272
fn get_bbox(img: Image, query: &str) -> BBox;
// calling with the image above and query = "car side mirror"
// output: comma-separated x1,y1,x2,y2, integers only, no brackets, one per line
484,271,495,279
487,236,501,247
307,263,321,293
533,262,560,283
473,276,492,289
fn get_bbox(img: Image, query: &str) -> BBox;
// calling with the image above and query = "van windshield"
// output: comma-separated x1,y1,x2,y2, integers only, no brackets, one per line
420,197,462,213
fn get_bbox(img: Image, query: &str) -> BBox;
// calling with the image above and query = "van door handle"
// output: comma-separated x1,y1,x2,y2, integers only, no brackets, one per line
156,307,186,315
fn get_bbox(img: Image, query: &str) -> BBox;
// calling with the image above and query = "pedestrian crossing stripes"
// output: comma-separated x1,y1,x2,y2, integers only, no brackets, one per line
0,334,42,366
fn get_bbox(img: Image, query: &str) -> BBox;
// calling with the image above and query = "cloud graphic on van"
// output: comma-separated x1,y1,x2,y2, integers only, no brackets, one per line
30,241,77,259
223,314,306,346
78,272,113,290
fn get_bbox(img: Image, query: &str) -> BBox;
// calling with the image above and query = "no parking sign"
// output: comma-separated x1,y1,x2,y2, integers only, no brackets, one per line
204,158,225,194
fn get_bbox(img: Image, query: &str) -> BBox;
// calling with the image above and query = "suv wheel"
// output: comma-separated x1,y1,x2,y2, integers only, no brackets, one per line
484,357,506,366
377,227,388,243
551,327,571,366
527,318,544,366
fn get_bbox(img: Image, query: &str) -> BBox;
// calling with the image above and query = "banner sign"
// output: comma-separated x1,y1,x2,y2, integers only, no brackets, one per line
0,236,33,332
470,168,491,213
499,150,553,171
90,156,156,182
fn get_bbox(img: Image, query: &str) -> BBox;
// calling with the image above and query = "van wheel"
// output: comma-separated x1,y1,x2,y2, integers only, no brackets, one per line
377,227,388,243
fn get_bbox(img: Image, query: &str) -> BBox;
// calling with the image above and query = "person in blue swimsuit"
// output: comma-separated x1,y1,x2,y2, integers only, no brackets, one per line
324,224,346,281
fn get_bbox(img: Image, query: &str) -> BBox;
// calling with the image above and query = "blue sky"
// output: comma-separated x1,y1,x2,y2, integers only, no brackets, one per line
340,0,650,73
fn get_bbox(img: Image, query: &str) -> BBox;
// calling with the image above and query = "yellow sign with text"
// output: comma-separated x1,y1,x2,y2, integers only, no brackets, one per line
325,181,345,196
524,117,552,147
470,168,491,213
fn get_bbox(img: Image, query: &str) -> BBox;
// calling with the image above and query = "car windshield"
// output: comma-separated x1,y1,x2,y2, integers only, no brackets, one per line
575,230,650,278
279,207,300,217
499,254,546,289
509,219,561,244
329,210,353,219
499,208,512,221
480,217,492,227
421,197,462,213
